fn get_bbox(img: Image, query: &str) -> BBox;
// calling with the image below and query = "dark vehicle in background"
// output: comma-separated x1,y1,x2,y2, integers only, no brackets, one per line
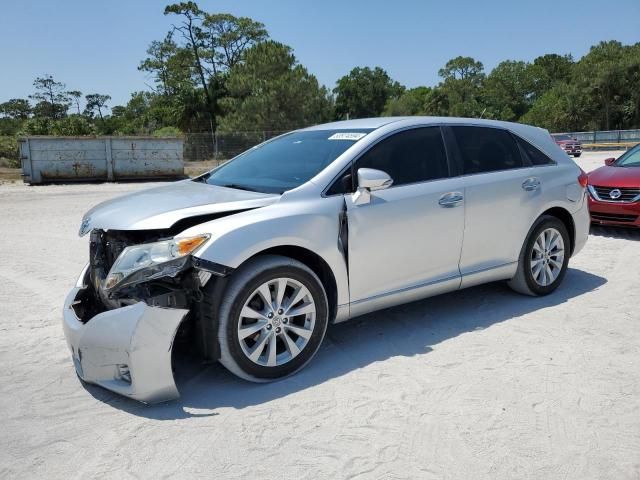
553,134,582,157
587,144,640,227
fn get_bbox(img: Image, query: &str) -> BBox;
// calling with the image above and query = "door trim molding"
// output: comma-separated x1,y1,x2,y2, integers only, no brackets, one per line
345,261,518,321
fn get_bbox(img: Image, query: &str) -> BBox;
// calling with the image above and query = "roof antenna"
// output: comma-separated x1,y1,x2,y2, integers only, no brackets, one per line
479,108,487,119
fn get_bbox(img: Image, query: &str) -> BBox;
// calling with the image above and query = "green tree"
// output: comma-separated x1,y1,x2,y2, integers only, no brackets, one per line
84,94,111,122
437,56,485,117
334,67,404,119
423,87,450,116
158,4,270,133
438,56,484,82
67,90,83,115
521,83,590,131
29,74,70,119
219,41,332,131
201,13,268,73
621,43,640,127
139,32,195,96
573,41,637,129
382,87,432,116
529,53,573,100
482,60,533,120
164,2,217,131
0,98,32,119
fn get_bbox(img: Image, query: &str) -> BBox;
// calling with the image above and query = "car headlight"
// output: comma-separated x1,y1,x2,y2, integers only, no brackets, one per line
104,235,209,290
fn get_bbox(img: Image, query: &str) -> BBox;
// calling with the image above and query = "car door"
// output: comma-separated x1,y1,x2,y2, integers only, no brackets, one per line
342,126,466,306
445,125,540,286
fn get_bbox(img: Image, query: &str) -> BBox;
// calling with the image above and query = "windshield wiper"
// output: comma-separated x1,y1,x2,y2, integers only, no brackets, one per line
218,183,261,192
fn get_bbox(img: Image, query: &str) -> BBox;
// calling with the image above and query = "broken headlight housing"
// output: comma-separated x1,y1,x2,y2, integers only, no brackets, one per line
104,235,209,290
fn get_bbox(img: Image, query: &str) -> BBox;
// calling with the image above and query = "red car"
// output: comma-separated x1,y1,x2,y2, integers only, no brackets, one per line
553,134,583,157
587,144,640,227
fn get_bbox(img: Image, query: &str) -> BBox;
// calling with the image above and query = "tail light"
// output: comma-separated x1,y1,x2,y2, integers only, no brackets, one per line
578,169,588,188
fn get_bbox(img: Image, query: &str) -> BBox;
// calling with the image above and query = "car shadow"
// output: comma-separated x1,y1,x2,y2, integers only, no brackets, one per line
590,225,640,241
85,267,606,419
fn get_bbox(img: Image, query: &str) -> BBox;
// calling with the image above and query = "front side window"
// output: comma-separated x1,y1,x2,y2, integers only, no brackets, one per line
615,144,640,167
354,127,449,187
451,126,523,175
198,129,372,194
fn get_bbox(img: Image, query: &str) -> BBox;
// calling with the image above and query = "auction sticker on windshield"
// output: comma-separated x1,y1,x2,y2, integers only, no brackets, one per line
328,132,367,141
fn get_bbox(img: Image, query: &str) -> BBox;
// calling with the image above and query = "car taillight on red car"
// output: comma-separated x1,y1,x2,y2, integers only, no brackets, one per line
578,170,588,188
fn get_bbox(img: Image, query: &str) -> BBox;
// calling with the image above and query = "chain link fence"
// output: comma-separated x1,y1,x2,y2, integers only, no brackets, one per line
554,129,640,149
184,130,289,163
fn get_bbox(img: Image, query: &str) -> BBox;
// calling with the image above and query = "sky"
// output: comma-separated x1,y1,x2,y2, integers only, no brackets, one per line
1,0,639,108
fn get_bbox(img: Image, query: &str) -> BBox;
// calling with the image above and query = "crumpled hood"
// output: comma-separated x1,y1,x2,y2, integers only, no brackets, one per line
80,180,280,235
588,165,640,188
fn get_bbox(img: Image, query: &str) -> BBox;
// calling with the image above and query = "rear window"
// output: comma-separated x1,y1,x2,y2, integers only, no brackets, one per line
451,126,524,174
515,136,554,166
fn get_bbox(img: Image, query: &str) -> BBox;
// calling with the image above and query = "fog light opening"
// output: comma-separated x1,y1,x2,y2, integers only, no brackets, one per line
116,364,131,384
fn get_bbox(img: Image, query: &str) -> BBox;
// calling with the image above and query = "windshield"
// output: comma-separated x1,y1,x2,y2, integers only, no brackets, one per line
554,135,574,141
197,129,373,194
615,144,640,167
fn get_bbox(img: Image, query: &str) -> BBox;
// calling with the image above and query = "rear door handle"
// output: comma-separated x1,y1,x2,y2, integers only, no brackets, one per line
522,177,541,191
439,191,464,207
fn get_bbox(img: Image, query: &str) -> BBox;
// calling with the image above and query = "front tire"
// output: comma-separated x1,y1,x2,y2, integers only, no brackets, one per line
215,255,329,382
508,216,570,296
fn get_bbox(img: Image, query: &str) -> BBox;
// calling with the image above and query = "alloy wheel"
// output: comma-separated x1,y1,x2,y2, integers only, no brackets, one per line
530,227,565,286
237,277,316,367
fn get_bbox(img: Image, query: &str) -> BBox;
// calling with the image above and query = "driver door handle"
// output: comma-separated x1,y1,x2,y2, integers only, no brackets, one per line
522,177,541,191
438,191,464,208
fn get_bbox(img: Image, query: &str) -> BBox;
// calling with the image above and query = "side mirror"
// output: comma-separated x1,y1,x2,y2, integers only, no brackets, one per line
357,168,393,191
352,168,393,205
604,157,615,166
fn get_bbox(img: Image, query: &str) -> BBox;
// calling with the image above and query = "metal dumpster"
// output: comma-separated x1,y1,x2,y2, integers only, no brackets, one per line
19,136,184,184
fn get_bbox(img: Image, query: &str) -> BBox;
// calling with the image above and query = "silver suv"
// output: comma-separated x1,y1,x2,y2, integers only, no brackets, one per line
63,117,590,403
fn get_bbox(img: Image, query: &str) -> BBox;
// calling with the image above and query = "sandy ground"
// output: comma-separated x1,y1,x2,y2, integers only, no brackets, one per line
1,151,639,479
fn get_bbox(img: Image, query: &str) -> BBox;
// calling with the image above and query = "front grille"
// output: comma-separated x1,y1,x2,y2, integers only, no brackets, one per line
591,212,638,223
592,186,640,203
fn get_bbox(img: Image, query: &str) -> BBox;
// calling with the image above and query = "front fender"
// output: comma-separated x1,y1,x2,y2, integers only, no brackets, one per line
181,196,350,307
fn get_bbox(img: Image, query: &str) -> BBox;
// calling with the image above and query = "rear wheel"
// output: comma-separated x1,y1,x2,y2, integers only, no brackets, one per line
215,255,328,382
508,216,570,296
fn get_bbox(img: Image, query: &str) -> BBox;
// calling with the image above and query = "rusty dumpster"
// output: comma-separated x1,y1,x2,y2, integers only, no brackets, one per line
19,136,184,184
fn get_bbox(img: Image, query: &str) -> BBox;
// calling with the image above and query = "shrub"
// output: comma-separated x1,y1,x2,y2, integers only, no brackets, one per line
52,115,96,136
0,136,20,168
18,117,55,135
152,126,182,137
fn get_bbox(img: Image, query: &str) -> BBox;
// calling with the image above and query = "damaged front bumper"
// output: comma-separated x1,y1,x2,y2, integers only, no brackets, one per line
62,264,189,404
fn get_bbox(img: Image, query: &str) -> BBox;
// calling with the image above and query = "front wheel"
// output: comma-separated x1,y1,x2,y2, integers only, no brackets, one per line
215,255,329,382
508,216,570,296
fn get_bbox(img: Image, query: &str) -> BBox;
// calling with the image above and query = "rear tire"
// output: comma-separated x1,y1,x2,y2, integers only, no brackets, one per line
215,255,329,382
508,216,570,296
